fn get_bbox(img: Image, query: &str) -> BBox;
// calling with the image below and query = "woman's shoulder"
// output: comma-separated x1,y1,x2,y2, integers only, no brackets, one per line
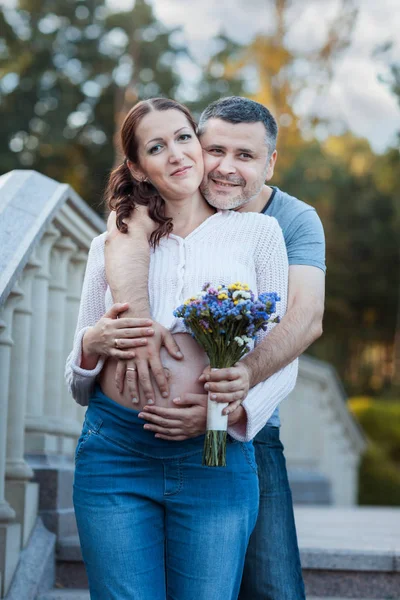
86,232,107,272
91,231,107,247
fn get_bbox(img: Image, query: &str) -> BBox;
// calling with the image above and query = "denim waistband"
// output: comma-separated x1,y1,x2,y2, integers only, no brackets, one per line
86,385,207,458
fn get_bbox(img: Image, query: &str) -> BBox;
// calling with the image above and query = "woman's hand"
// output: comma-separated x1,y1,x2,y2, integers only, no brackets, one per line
114,322,183,402
198,362,251,415
82,303,154,361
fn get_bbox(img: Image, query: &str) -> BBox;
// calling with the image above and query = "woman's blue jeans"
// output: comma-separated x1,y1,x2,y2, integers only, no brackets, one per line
73,387,259,600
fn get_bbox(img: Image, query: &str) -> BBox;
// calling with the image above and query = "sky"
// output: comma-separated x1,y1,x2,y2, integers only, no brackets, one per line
109,0,400,153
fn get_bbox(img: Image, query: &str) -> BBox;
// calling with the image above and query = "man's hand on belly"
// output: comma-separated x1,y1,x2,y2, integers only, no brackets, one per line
137,393,247,440
138,394,207,440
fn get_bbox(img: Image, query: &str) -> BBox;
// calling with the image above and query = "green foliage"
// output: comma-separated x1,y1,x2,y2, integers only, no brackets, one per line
358,444,400,506
0,0,183,210
279,138,400,394
350,398,400,505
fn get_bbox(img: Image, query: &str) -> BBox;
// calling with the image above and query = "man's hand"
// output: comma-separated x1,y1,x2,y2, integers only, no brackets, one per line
107,206,156,240
137,393,247,441
115,322,183,402
198,362,251,415
138,394,207,440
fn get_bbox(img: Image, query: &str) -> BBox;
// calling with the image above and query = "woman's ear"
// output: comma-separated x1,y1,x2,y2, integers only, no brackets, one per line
126,159,146,183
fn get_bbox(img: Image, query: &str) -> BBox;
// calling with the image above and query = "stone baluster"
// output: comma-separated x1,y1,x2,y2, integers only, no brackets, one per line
0,289,22,596
61,247,87,454
24,226,60,455
43,235,76,436
5,257,41,548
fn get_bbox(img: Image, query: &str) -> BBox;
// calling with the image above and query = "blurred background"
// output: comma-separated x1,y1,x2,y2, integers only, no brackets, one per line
1,0,400,506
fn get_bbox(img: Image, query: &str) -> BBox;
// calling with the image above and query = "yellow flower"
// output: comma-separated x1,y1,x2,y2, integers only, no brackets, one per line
218,293,228,300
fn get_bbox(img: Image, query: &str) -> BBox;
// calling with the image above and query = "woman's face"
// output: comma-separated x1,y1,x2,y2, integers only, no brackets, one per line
132,109,204,201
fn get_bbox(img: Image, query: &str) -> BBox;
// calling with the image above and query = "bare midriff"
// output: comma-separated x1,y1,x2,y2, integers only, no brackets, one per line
98,333,209,411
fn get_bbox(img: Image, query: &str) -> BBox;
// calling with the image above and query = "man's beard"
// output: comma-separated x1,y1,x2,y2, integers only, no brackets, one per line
201,172,265,210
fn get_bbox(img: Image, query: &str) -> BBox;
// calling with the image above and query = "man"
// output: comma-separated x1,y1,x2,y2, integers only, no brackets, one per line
105,96,325,599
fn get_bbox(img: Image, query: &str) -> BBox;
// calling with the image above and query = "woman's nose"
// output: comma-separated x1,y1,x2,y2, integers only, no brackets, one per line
168,144,184,163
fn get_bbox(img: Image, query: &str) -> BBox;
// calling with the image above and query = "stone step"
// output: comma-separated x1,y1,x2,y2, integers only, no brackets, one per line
37,591,89,600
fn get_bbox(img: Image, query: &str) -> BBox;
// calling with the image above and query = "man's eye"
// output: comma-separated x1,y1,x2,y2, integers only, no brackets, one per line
208,148,223,155
239,153,252,159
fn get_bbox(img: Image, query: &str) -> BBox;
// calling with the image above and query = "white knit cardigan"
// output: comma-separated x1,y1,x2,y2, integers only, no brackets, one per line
65,210,298,441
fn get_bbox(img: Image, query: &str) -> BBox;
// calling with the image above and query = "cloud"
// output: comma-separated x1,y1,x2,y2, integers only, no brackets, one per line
107,0,400,151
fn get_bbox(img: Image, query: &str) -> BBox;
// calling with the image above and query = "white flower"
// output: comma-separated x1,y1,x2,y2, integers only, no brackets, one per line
234,336,245,346
233,290,251,300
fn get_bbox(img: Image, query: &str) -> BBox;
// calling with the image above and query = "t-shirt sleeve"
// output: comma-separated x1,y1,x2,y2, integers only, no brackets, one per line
285,208,326,273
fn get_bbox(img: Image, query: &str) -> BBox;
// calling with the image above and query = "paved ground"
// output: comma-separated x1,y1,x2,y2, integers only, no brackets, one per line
295,506,400,553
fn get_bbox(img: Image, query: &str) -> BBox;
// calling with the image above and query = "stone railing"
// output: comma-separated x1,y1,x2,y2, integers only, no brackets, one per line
281,355,366,506
0,170,105,598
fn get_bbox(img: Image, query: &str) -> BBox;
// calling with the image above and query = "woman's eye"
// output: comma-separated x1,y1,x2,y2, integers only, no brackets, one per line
149,144,163,154
179,133,192,141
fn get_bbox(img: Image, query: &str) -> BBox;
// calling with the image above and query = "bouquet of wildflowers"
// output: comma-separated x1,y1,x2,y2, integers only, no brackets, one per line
174,282,280,467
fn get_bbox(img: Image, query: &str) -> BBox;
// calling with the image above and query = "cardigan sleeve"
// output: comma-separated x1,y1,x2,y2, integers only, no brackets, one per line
64,232,108,406
228,216,298,441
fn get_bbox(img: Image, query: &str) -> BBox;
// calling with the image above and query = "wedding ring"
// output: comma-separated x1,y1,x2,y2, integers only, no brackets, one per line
126,367,136,372
114,338,119,349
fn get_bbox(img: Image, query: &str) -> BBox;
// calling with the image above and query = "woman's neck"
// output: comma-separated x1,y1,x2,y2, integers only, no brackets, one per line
164,190,216,238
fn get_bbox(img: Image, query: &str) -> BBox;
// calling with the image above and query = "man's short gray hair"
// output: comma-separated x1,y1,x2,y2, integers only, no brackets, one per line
198,96,278,156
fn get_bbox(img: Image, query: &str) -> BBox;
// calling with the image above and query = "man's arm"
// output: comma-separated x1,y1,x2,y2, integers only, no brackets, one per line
105,210,152,317
105,210,183,403
243,264,325,386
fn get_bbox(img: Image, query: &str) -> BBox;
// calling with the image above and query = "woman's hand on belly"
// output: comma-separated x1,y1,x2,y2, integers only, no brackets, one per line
98,333,209,412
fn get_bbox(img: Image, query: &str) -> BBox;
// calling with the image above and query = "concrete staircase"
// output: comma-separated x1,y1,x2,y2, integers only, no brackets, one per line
33,506,400,599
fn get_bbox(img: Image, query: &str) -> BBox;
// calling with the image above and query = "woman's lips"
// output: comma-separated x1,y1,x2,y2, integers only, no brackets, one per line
171,166,192,176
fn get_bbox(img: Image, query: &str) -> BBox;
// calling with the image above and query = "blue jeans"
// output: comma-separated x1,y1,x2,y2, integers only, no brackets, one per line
239,426,305,600
73,387,259,600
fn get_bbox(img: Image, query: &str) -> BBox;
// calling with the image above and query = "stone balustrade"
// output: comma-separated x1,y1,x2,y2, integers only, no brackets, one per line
0,170,105,598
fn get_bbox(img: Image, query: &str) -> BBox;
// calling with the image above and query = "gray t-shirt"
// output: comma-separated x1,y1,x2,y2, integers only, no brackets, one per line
259,186,326,431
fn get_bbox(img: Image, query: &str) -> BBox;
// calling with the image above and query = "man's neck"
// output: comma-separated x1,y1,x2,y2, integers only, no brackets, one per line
236,185,274,214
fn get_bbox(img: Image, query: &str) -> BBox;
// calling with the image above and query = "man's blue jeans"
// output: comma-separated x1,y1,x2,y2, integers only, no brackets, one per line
73,387,259,600
239,426,306,600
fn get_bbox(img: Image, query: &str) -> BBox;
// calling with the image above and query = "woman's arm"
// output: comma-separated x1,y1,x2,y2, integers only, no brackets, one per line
65,234,108,405
228,217,298,441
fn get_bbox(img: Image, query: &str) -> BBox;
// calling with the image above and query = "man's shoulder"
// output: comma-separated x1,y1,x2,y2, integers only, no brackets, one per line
264,187,316,220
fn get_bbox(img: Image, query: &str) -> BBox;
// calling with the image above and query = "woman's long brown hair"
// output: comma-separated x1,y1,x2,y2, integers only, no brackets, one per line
105,98,198,248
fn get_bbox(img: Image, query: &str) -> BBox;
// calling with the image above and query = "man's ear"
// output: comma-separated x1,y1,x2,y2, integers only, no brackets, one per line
265,150,278,181
126,159,145,182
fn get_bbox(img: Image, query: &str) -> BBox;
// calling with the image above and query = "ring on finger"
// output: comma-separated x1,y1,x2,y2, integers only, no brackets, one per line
114,338,120,349
126,367,136,372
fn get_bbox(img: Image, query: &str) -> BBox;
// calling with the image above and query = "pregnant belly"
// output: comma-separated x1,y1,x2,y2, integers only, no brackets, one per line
98,333,209,411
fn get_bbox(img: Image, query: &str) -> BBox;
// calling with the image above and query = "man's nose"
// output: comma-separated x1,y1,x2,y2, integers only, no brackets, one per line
215,155,236,176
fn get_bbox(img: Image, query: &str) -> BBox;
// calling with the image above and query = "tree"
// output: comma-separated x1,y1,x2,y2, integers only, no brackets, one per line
0,0,185,209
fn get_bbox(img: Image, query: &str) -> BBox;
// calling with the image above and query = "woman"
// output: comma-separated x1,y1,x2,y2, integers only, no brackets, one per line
65,98,297,600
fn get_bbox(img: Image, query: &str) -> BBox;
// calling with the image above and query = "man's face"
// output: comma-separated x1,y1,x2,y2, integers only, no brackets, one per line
199,118,276,210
